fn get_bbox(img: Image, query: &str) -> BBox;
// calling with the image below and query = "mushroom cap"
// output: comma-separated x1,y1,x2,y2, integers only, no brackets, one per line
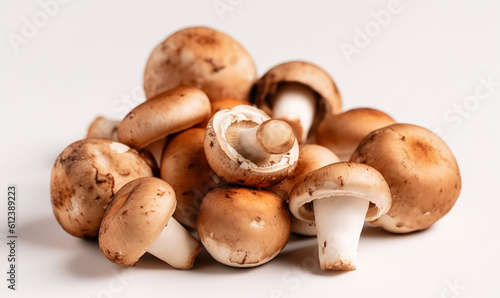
289,162,392,224
268,144,340,236
204,105,299,187
50,139,153,238
350,123,462,233
198,97,251,128
86,116,120,141
161,128,218,228
99,177,176,266
144,26,257,101
316,108,395,160
117,86,211,149
250,61,342,138
197,188,290,267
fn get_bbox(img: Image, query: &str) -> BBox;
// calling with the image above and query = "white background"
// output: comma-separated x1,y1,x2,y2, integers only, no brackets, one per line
1,0,500,297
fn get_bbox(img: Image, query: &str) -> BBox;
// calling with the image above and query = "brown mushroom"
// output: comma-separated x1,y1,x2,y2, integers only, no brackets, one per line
50,138,153,238
144,26,257,101
198,97,251,128
350,123,462,233
86,116,120,141
250,61,342,143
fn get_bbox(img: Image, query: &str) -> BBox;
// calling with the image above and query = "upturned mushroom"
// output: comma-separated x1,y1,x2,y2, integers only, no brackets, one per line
316,107,395,161
268,144,340,236
99,177,202,269
197,188,290,267
144,26,257,101
86,116,120,141
118,86,210,150
204,105,299,187
250,61,342,143
161,128,218,228
50,138,153,238
289,162,391,270
350,123,462,233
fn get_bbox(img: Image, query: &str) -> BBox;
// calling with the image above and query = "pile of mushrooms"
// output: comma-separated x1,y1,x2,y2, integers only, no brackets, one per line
50,26,462,271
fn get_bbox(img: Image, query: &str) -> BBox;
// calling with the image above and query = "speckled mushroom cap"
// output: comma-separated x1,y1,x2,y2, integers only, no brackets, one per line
289,162,391,224
268,144,340,236
99,177,176,266
350,123,462,233
161,128,218,228
250,61,342,139
197,188,290,268
316,108,395,161
204,105,299,188
50,139,153,238
118,86,210,149
144,26,257,101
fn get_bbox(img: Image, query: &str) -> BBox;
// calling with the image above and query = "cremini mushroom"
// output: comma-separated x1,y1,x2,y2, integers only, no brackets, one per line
268,144,340,236
204,105,299,187
161,128,218,228
350,123,462,233
316,107,395,161
250,61,342,143
86,116,120,141
99,177,202,269
289,162,391,270
118,86,210,150
197,188,290,267
198,97,251,128
144,26,257,101
50,138,153,238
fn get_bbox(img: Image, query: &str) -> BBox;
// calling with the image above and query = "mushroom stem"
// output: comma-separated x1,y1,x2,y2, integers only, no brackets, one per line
272,83,316,143
146,217,202,269
230,119,295,164
313,196,369,270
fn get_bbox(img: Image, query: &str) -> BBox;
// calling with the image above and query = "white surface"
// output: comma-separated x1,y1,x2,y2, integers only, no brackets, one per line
1,0,499,297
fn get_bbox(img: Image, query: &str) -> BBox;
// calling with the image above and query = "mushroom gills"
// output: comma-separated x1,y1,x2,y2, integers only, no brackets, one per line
225,119,295,165
146,217,202,269
313,196,369,270
272,83,317,142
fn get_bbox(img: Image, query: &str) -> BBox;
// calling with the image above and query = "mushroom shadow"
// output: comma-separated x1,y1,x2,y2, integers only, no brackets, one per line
361,224,429,239
65,238,122,278
21,216,77,250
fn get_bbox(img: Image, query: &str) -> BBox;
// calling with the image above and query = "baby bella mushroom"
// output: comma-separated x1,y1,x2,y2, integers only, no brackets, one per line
144,26,257,101
350,123,462,233
50,138,153,238
316,107,395,161
268,144,340,236
205,105,299,187
99,177,202,269
289,162,391,270
161,128,218,228
197,188,290,267
250,61,342,143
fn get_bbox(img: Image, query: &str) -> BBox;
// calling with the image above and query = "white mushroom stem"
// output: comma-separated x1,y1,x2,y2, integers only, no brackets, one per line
313,196,369,270
272,83,317,143
230,119,295,164
146,217,202,269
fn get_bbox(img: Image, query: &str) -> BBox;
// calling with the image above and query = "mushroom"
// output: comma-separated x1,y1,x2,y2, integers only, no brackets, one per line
50,138,153,238
99,177,202,269
144,26,257,101
350,123,462,233
204,105,299,187
289,162,391,270
160,128,218,228
86,116,120,141
316,107,395,161
250,61,342,143
198,97,251,128
118,86,211,150
197,188,290,267
268,144,340,236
